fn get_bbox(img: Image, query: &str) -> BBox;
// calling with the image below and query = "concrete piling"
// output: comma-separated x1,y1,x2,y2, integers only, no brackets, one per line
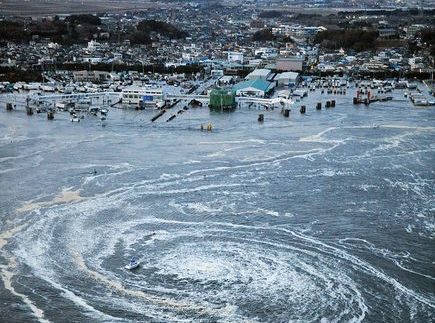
284,109,290,117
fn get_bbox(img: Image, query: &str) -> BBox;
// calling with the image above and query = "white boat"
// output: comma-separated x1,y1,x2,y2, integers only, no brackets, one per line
13,82,24,90
23,83,41,91
125,257,140,270
41,85,55,92
64,86,75,94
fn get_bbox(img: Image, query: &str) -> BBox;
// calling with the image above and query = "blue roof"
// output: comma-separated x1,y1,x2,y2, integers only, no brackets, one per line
232,79,273,93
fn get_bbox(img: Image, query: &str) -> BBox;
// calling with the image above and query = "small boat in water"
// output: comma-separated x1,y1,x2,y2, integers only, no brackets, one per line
125,257,140,270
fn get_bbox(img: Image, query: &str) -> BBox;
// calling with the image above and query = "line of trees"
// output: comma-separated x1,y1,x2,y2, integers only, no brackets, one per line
314,29,379,52
0,15,101,44
0,63,204,82
130,20,188,45
0,16,188,47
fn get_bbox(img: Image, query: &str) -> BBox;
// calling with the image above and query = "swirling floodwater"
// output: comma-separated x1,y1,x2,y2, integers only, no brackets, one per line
0,87,434,323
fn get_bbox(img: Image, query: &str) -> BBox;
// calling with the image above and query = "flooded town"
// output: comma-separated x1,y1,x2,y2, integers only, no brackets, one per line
0,1,434,322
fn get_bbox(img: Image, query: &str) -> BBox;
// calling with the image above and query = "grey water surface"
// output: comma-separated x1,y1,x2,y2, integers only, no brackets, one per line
0,88,434,322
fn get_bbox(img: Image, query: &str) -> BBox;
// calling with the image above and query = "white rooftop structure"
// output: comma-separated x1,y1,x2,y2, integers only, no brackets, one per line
275,72,299,82
219,75,234,84
246,69,272,81
275,72,299,87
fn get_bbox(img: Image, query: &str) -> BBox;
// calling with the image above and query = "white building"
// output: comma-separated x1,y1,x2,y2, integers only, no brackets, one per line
211,69,224,77
87,40,101,52
274,72,299,87
254,47,278,59
227,51,244,64
409,57,424,70
122,85,164,107
218,75,235,85
246,68,272,81
82,57,102,64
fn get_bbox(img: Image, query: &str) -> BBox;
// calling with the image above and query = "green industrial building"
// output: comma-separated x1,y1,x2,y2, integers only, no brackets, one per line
209,89,236,110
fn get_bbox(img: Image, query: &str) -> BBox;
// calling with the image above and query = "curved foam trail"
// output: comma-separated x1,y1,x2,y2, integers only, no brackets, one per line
1,258,50,323
144,227,368,322
16,188,84,214
339,238,435,281
299,127,338,142
71,251,208,313
288,230,435,308
0,226,50,323
199,139,266,145
151,218,435,309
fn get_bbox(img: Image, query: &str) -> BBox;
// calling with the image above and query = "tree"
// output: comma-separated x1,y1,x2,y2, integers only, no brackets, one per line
129,31,151,45
253,28,276,42
66,14,101,26
136,20,188,39
314,29,379,52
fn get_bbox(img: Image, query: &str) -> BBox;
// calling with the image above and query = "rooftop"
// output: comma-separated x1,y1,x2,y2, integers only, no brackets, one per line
233,78,274,93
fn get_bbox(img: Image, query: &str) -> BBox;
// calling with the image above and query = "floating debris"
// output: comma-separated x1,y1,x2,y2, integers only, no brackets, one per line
201,123,213,131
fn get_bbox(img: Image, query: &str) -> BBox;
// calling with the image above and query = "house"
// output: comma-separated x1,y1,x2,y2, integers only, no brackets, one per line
409,57,424,71
232,79,275,97
227,51,244,64
72,70,110,82
406,24,427,37
378,27,398,39
254,47,277,59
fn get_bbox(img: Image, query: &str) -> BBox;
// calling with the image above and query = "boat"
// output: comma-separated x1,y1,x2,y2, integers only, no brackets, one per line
125,257,140,270
76,99,91,111
88,106,100,114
